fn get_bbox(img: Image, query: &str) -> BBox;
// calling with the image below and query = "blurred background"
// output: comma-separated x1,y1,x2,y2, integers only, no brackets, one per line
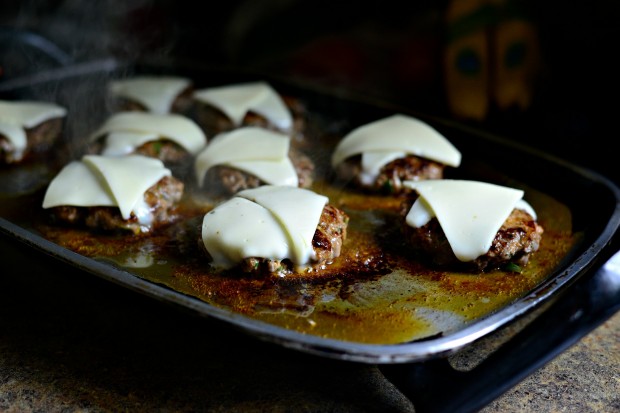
1,0,619,182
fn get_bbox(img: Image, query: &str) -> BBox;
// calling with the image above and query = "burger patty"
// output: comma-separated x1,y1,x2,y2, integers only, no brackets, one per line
89,139,190,165
236,204,349,276
335,155,445,194
112,86,194,114
47,175,184,234
0,118,63,164
403,207,544,271
194,95,307,145
202,147,315,195
133,140,190,164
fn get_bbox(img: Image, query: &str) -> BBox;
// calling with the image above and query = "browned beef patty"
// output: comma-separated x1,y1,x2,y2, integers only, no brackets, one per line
205,204,349,276
335,154,445,194
194,95,307,145
1,118,63,164
111,86,194,114
47,175,184,234
402,207,544,272
88,138,191,165
201,147,315,195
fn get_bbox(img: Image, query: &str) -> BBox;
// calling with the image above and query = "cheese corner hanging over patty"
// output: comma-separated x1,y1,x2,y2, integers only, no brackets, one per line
403,179,537,262
202,185,328,269
42,154,171,221
0,100,67,153
331,114,461,183
108,76,191,114
194,127,297,187
193,81,293,131
89,112,207,156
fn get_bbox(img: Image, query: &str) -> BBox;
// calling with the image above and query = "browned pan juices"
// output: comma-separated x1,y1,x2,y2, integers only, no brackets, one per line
34,172,577,345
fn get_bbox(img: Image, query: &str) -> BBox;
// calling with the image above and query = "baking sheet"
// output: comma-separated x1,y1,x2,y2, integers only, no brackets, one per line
1,59,619,363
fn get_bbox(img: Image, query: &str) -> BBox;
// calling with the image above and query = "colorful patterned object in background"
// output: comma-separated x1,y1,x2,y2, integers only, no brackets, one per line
443,0,540,121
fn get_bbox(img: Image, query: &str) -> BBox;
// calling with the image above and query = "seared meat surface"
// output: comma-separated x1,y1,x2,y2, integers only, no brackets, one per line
202,147,315,195
402,206,544,272
335,154,445,194
0,118,63,164
48,176,184,234
206,204,349,276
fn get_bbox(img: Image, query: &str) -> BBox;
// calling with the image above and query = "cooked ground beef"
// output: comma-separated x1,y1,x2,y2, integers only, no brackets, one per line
1,118,63,164
111,86,194,114
242,204,348,275
204,204,349,276
89,138,191,165
194,95,306,145
133,140,190,164
47,175,184,234
402,205,544,272
335,154,445,194
202,147,315,195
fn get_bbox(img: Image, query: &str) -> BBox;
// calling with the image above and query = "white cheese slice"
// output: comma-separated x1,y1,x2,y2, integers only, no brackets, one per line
90,112,207,156
202,197,291,270
193,81,293,130
194,127,297,187
108,76,191,114
0,122,27,155
42,160,117,208
403,180,536,262
42,155,171,222
0,100,67,151
237,185,328,265
331,114,461,182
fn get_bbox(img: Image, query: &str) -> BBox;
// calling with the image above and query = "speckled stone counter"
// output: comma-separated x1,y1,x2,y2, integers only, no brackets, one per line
1,236,618,413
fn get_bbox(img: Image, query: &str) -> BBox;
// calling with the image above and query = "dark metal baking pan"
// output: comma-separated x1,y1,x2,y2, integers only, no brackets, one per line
1,58,619,365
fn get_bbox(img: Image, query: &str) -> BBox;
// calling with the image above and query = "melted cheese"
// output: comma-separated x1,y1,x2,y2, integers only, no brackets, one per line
108,76,191,114
194,127,297,187
90,112,206,156
193,81,293,130
0,100,67,151
201,185,328,269
331,114,461,182
43,155,171,222
403,180,537,262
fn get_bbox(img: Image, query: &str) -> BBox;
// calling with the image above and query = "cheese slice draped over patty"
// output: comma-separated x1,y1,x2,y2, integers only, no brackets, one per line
403,179,537,262
0,100,67,152
194,127,297,187
90,112,207,156
331,114,461,183
42,154,171,222
108,76,191,114
202,185,328,269
193,81,293,130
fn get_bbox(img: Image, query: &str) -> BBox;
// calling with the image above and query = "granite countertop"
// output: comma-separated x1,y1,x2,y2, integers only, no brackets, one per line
1,236,619,413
